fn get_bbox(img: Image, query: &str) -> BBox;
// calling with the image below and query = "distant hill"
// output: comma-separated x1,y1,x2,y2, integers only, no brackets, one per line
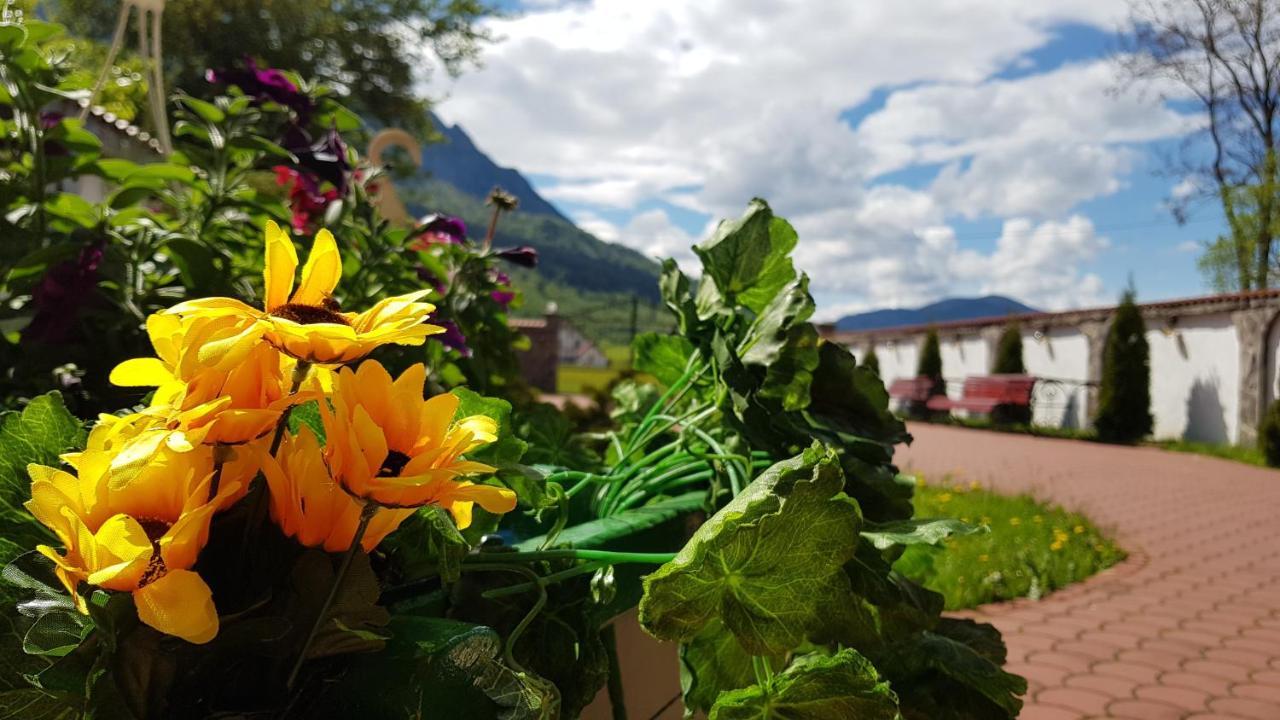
418,113,569,222
835,295,1037,331
397,115,662,309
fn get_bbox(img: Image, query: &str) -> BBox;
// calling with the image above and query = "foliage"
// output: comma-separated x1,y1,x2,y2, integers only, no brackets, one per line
861,345,880,375
898,482,1125,609
1094,290,1153,443
0,17,1023,714
52,0,497,135
990,322,1030,423
992,322,1024,374
1259,398,1280,467
917,328,943,391
1122,1,1280,289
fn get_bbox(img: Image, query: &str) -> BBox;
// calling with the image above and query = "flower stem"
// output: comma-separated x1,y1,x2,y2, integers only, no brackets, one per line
207,443,233,502
286,502,376,690
463,549,676,565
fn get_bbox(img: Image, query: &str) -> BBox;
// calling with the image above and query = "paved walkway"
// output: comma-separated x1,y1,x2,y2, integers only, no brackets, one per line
899,423,1280,720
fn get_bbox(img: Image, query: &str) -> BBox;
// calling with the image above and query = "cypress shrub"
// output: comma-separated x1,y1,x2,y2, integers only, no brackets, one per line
1259,399,1280,467
1094,290,1153,443
917,329,944,396
992,321,1025,374
991,321,1030,424
861,346,880,375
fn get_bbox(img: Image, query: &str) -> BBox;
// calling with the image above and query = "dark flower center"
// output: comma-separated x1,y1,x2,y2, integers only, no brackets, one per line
135,517,173,587
379,450,412,477
269,301,349,326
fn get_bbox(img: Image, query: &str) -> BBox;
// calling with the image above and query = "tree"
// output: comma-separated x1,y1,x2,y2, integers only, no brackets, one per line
1121,0,1280,289
917,329,944,396
992,321,1025,374
860,345,880,376
51,0,496,134
1094,290,1154,443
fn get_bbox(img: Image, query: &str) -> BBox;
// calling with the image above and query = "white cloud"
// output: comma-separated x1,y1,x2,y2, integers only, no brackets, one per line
429,0,1202,314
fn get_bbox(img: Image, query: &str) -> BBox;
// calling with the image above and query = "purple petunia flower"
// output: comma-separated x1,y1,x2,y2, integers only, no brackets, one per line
435,320,472,358
206,58,313,119
281,125,350,195
490,289,515,308
411,214,468,249
493,245,538,268
23,238,106,344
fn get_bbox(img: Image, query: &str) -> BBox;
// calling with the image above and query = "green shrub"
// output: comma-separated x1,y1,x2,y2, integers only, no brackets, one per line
992,321,1025,374
1259,398,1280,467
861,345,880,375
917,328,943,393
1094,290,1153,443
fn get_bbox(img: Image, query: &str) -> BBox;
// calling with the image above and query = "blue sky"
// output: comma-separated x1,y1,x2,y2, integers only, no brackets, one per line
431,1,1220,319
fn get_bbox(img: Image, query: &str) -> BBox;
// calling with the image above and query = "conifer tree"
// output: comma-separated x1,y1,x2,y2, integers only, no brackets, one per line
992,321,1025,375
861,345,880,376
917,329,943,397
1094,290,1153,443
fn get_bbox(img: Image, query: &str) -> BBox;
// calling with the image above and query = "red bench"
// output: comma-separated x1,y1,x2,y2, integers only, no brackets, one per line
926,374,1036,415
888,377,935,404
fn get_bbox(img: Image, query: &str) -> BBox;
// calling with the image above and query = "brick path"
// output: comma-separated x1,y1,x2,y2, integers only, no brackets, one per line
899,423,1280,720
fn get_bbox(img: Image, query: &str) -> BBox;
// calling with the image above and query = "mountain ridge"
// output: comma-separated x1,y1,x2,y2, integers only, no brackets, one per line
836,295,1038,331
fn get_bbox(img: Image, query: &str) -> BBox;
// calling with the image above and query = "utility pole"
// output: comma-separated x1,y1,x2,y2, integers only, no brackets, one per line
627,296,639,367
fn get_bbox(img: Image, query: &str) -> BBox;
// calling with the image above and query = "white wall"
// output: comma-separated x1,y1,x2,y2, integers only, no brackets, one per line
1022,329,1090,429
1147,314,1239,443
848,307,1249,444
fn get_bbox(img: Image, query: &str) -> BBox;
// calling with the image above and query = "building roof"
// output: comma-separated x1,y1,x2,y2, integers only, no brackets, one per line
826,288,1280,342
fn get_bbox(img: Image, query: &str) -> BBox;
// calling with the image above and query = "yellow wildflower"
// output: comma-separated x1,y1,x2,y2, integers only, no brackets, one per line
24,444,248,644
164,222,443,365
261,426,414,552
318,361,515,526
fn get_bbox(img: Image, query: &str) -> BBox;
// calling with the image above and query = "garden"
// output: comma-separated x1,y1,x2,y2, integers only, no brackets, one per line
0,11,1156,720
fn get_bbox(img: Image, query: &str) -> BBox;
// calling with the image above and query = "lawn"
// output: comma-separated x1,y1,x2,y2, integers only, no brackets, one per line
896,480,1126,610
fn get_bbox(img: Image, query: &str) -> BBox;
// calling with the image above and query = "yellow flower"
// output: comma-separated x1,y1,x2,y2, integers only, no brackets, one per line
110,314,299,445
1073,525,1085,534
937,492,953,504
319,361,515,527
163,222,443,365
1008,517,1021,526
24,444,247,644
261,426,414,552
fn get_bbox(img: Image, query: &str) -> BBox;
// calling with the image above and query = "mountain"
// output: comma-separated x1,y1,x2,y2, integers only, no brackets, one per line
835,295,1038,331
418,113,568,222
399,114,662,306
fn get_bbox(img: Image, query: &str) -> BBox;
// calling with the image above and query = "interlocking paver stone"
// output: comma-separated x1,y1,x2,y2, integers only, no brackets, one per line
899,424,1280,720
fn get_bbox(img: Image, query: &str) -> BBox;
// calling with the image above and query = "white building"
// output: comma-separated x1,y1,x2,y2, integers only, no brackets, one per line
825,290,1280,446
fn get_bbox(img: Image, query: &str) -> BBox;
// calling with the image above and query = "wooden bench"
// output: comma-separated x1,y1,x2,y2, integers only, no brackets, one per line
926,374,1036,415
888,377,936,405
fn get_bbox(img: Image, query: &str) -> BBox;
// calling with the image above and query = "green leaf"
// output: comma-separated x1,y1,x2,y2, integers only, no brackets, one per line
679,619,784,715
287,400,326,444
693,199,797,314
639,446,863,655
0,393,85,547
0,689,77,719
709,649,899,720
452,388,527,464
163,237,218,292
879,628,1026,720
861,518,985,550
514,404,597,471
658,259,700,335
124,164,195,184
41,194,96,229
807,343,909,448
517,490,705,550
177,96,225,124
21,613,89,658
741,275,820,411
382,505,469,584
309,615,547,719
288,551,389,660
0,24,29,54
632,333,694,388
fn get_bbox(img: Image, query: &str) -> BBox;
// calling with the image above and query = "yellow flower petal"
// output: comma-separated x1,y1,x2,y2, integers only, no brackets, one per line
292,228,342,306
84,514,152,591
133,569,219,644
110,358,174,387
263,220,298,312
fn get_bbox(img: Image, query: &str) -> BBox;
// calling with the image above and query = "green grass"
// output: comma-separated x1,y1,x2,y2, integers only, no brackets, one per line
1147,438,1267,467
896,481,1125,610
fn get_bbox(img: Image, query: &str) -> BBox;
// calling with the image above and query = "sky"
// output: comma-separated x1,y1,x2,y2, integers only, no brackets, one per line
426,0,1226,321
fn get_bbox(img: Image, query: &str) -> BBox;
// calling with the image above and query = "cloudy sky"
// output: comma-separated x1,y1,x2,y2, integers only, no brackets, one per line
427,0,1223,320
